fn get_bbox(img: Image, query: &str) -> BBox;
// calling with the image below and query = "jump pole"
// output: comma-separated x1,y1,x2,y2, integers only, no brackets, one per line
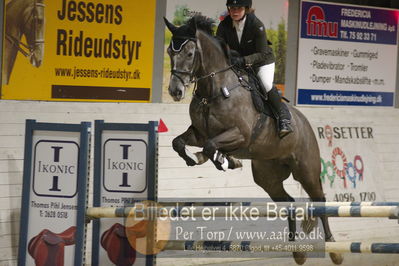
86,205,399,219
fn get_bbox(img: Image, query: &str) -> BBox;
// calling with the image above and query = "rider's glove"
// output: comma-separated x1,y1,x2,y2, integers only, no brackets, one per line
231,56,245,67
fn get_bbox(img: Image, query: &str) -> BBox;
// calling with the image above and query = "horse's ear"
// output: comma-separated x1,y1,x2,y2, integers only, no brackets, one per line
163,17,177,34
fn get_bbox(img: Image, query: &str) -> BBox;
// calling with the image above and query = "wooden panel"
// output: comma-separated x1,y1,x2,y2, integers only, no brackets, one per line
0,197,21,210
0,184,22,198
0,101,398,266
0,222,20,238
0,136,24,148
0,209,19,223
0,173,22,186
0,160,23,173
0,246,17,261
0,235,18,249
0,147,24,160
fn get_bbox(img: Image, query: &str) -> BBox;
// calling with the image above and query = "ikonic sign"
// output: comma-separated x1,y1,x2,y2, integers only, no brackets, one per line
92,121,157,266
33,141,79,197
103,139,147,193
18,120,90,266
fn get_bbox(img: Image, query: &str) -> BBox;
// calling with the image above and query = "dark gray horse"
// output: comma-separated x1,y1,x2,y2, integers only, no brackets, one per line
164,16,343,265
3,0,45,85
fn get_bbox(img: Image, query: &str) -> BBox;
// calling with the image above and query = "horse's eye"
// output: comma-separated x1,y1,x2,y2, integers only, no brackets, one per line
188,52,193,57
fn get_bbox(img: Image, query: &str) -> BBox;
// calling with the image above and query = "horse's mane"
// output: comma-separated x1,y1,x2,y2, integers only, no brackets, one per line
188,15,214,36
172,15,214,40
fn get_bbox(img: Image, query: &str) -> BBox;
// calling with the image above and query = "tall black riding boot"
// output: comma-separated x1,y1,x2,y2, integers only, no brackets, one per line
268,86,293,138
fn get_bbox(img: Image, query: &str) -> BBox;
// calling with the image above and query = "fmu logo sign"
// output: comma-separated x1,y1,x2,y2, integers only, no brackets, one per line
306,6,338,38
33,140,79,198
103,139,147,193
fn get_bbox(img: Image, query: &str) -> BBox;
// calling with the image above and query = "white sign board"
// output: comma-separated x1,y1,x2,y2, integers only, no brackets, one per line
313,123,384,202
27,134,81,265
297,0,399,106
18,121,90,266
92,121,157,266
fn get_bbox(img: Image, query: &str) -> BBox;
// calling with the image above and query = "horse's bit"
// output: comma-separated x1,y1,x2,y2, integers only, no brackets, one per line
6,0,45,58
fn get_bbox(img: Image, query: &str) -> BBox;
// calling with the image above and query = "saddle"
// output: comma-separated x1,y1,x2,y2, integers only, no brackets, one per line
101,221,149,266
231,65,283,141
233,66,274,118
28,226,76,266
101,223,137,266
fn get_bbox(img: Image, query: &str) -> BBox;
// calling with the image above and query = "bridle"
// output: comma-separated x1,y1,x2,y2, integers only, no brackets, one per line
6,0,45,58
169,38,200,89
169,37,234,91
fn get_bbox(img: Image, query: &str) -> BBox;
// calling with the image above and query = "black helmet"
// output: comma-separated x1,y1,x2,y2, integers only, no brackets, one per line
226,0,252,8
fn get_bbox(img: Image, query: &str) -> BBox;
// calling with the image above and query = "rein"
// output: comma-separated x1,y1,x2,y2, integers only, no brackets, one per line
5,34,32,57
193,64,234,83
193,68,252,105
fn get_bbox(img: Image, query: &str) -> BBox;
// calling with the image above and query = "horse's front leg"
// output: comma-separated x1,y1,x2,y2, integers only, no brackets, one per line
203,127,245,171
172,125,207,166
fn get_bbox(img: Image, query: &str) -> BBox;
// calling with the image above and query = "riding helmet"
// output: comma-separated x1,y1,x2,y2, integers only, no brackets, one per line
226,0,252,8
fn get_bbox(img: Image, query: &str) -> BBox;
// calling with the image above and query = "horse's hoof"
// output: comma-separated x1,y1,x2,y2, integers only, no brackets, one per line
329,252,344,265
228,157,242,169
194,152,208,165
293,251,307,265
183,151,198,166
185,157,197,166
301,217,318,235
185,159,196,166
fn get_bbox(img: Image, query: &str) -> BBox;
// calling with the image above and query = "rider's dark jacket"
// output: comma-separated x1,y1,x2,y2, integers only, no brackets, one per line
216,13,275,68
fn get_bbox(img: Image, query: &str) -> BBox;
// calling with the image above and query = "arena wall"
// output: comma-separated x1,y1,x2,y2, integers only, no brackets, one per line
0,100,398,265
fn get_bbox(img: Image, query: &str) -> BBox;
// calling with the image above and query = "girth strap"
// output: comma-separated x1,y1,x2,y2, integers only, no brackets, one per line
251,113,268,143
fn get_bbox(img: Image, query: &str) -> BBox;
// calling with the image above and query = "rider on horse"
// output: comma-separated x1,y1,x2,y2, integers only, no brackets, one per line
216,0,293,138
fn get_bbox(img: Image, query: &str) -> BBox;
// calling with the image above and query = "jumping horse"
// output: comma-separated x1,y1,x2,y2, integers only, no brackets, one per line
3,0,45,85
164,16,343,265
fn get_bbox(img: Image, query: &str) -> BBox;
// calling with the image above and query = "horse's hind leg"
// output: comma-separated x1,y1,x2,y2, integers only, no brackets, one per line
292,166,344,265
252,160,306,265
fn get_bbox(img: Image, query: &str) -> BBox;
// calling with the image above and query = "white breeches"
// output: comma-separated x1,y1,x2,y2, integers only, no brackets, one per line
257,62,275,92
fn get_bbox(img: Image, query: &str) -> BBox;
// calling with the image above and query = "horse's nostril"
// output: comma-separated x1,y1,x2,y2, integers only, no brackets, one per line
170,88,182,98
30,57,41,67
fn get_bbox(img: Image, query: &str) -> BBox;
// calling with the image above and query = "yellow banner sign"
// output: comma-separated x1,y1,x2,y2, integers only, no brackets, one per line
2,0,156,102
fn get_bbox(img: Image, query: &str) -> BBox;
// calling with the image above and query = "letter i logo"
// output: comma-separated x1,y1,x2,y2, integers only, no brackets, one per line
49,146,63,191
120,145,131,187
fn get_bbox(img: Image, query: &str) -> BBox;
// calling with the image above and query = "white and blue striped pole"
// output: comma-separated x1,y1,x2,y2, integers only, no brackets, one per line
86,205,399,219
